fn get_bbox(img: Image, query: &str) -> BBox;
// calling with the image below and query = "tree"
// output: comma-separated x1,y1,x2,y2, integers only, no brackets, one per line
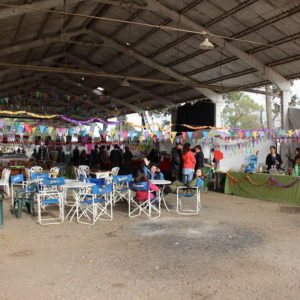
223,92,264,129
272,94,299,124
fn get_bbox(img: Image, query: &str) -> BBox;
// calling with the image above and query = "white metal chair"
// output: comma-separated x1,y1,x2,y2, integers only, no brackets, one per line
0,168,11,196
129,182,161,219
76,184,113,225
112,174,132,205
176,178,203,215
36,190,64,225
25,168,32,180
31,166,43,173
111,167,120,176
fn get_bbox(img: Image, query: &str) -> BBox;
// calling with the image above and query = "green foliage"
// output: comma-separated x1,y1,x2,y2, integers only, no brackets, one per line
223,92,264,129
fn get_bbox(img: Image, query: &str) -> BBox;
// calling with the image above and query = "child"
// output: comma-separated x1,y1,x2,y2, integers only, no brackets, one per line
143,158,164,180
133,170,160,206
166,169,207,194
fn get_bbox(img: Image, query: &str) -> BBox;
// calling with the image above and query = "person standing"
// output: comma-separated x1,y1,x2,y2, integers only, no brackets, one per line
99,145,111,170
110,144,122,168
194,145,204,171
73,146,80,166
182,143,196,184
170,143,183,181
123,146,133,174
89,145,99,168
266,146,282,170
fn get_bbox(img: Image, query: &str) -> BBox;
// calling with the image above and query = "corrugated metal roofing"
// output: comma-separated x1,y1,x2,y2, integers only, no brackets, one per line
0,0,299,119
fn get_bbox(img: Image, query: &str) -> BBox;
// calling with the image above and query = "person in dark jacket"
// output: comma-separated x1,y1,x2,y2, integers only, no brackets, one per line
123,146,133,174
194,145,204,171
170,143,183,181
266,146,282,170
73,146,80,165
110,144,122,168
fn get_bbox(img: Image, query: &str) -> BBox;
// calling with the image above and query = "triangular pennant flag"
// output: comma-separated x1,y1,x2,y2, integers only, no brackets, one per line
170,132,177,143
187,131,193,140
203,131,208,138
0,120,4,128
182,132,187,140
128,130,134,140
32,127,36,134
39,125,46,134
48,127,54,134
238,131,244,139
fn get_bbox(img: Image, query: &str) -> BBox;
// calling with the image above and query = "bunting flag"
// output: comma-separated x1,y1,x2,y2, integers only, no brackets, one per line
170,132,177,143
39,125,46,134
187,131,193,140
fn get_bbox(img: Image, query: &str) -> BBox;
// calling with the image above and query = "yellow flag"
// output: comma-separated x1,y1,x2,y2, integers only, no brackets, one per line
252,131,257,138
170,132,177,143
48,127,54,134
32,127,36,134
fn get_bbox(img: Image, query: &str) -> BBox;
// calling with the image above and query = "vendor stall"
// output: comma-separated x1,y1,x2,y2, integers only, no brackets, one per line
224,172,300,205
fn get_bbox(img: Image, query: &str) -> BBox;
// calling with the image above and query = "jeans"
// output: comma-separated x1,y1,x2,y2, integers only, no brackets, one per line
182,168,194,184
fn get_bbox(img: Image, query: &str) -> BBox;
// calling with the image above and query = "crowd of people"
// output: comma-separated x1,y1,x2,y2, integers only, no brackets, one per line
72,144,133,173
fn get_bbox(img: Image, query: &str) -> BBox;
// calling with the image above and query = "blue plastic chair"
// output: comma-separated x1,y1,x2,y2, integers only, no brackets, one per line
176,178,203,215
77,184,113,225
129,181,160,219
112,174,133,205
31,172,50,180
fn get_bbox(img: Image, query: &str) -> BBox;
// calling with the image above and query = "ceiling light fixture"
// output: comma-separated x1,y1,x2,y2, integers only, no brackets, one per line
199,37,214,50
120,78,130,87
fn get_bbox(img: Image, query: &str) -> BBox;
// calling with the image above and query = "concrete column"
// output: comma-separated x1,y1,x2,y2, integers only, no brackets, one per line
214,95,225,128
265,85,274,129
281,89,292,129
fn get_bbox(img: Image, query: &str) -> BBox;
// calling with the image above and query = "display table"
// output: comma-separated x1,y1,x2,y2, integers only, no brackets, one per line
224,172,300,205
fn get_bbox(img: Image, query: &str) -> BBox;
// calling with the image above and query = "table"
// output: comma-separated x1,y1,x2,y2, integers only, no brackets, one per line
150,179,172,212
224,172,300,205
61,181,95,221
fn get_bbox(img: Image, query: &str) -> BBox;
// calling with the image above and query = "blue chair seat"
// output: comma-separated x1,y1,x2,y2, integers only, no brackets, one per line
41,198,60,204
116,187,129,192
81,197,106,204
178,193,196,197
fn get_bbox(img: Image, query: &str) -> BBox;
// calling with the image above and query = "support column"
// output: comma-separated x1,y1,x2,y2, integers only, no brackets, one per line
265,85,274,129
213,95,225,128
281,89,292,129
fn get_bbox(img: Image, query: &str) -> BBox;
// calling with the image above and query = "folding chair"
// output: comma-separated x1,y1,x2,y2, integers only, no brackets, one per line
176,178,203,215
0,191,4,228
129,182,161,219
76,184,113,225
36,190,64,225
86,178,105,186
112,175,132,205
42,177,65,192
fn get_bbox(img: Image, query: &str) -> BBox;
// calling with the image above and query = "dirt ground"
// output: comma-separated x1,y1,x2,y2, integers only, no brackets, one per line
1,191,300,300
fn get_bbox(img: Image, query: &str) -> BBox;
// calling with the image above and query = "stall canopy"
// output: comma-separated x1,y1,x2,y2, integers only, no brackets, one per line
0,0,299,120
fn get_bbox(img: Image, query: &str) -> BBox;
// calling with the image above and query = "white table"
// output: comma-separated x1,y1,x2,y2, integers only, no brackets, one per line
62,181,94,221
150,180,171,212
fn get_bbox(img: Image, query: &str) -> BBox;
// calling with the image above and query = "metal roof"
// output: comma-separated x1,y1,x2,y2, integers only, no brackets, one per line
0,0,299,121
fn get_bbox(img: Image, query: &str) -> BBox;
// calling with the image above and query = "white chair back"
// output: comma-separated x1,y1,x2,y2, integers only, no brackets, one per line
79,165,90,172
31,166,43,173
111,167,120,176
50,167,60,173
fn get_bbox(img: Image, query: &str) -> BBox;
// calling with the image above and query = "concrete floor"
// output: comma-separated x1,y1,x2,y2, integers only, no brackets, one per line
0,192,300,300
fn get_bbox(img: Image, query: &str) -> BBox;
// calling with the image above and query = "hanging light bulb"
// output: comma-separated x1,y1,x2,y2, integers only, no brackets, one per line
120,78,130,87
199,37,214,50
